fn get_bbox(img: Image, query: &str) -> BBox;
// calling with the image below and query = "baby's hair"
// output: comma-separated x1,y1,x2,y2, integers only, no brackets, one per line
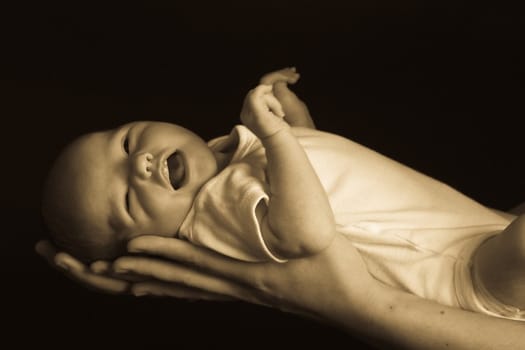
41,182,125,263
41,134,125,264
41,199,122,263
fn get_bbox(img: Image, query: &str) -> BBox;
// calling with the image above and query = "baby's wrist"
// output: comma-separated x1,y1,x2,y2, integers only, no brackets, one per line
257,123,291,142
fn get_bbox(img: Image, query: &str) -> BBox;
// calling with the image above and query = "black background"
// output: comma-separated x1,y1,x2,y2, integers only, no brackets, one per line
2,1,524,349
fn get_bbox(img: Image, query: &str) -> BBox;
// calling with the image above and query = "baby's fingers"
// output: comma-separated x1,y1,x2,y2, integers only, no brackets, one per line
250,84,285,118
260,67,300,85
262,92,285,118
251,83,273,98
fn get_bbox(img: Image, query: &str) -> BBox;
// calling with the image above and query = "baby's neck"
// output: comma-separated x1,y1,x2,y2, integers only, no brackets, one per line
212,129,239,172
214,151,232,172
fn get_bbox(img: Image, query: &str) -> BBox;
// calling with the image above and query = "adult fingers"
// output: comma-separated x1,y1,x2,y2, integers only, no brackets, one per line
91,260,151,282
131,281,235,301
54,252,129,294
35,240,58,266
36,240,130,294
90,260,112,274
35,240,87,276
54,252,87,272
65,262,130,294
132,282,271,308
126,236,262,287
113,255,258,301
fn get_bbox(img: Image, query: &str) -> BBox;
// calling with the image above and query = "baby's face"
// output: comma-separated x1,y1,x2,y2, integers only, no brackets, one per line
65,121,219,245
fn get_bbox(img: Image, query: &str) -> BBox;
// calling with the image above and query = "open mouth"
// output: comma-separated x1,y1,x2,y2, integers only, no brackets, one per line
164,151,186,190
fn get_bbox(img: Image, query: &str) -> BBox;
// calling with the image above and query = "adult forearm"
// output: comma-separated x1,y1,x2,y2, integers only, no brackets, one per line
334,283,525,350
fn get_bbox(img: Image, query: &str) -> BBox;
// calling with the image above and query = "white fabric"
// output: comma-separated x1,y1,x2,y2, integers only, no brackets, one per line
179,125,285,262
179,125,519,319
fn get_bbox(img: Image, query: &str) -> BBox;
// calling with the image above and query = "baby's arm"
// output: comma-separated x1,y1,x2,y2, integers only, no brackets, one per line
240,84,336,259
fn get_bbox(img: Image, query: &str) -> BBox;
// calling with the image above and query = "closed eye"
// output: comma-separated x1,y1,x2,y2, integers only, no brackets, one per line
125,190,131,214
123,135,130,154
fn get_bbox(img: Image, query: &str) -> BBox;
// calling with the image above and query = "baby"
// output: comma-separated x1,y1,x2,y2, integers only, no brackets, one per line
42,68,335,264
42,68,524,321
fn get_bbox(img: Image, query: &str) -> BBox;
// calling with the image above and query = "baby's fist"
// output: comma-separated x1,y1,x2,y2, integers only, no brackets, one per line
240,84,289,139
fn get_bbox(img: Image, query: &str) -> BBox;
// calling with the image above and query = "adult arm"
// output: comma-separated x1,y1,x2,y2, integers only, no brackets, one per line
362,283,524,349
35,233,525,349
115,234,525,350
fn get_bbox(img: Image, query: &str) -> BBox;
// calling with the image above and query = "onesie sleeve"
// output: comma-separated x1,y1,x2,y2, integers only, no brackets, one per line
178,162,286,263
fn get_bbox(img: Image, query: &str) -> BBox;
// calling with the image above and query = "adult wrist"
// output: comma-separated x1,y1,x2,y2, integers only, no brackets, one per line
326,279,390,337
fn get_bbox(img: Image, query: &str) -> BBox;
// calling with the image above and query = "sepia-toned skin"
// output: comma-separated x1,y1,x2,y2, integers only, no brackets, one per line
43,67,334,262
36,69,525,349
35,230,525,350
239,79,336,259
474,214,525,309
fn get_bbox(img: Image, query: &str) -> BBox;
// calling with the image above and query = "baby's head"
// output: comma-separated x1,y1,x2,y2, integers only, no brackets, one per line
42,121,219,263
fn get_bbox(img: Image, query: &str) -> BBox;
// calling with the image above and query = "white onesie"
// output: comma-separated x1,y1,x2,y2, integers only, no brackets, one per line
178,125,523,320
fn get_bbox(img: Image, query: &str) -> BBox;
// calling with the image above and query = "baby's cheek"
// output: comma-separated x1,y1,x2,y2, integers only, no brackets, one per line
149,208,185,238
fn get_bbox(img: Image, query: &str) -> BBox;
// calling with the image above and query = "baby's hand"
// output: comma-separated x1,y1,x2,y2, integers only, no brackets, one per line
259,67,315,129
259,67,300,86
240,84,289,139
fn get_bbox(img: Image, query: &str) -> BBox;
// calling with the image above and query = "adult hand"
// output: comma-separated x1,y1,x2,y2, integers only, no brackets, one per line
35,239,236,301
111,233,525,350
35,240,130,294
113,233,378,321
36,234,525,350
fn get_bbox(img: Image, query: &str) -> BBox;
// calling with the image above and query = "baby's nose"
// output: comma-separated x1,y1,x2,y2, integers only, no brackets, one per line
132,152,154,179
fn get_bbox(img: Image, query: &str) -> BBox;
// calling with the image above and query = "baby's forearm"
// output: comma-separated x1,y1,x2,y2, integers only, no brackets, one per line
283,105,315,129
261,127,335,259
